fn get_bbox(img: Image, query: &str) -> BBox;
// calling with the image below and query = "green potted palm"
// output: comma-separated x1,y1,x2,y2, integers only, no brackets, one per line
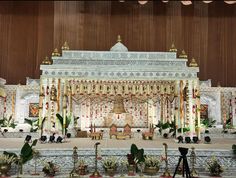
144,155,160,175
0,154,16,176
102,156,118,177
206,156,224,176
3,139,38,175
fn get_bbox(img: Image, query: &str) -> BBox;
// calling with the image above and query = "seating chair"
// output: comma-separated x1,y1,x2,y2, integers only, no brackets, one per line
123,124,132,138
142,126,155,140
109,124,118,139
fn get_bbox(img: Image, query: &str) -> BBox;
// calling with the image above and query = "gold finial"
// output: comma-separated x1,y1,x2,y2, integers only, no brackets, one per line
169,43,177,52
52,48,60,57
179,50,188,59
62,41,70,50
189,57,198,67
42,56,52,65
217,82,221,87
117,35,122,43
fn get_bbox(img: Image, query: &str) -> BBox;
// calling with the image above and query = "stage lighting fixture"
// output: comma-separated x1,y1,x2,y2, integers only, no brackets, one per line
49,135,55,143
40,136,47,142
19,129,23,132
56,136,63,143
177,136,183,143
3,129,8,132
179,147,188,156
193,136,199,143
66,133,71,138
204,136,211,143
25,135,32,142
185,136,191,143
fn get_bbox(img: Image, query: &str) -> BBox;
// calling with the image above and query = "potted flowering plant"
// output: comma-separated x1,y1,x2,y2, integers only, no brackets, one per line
144,155,160,175
42,161,60,177
0,154,16,176
206,156,224,176
75,159,88,175
102,156,118,177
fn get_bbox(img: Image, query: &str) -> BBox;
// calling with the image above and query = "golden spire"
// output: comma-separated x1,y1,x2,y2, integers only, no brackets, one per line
117,35,122,43
52,48,60,57
42,56,52,65
62,41,70,50
179,50,188,59
189,57,198,67
169,43,177,52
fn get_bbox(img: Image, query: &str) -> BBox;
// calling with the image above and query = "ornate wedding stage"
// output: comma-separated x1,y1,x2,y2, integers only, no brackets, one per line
1,38,236,177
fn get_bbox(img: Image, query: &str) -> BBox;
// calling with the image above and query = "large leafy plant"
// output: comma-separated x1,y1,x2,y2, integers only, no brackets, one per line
201,118,216,128
56,113,71,135
127,144,145,165
4,139,38,165
24,118,39,132
0,115,16,128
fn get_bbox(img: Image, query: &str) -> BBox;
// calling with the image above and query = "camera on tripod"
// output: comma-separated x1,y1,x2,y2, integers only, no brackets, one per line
173,147,192,178
179,147,188,156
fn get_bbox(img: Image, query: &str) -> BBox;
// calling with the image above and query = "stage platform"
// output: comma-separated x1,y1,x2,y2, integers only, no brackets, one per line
0,135,235,150
0,135,236,177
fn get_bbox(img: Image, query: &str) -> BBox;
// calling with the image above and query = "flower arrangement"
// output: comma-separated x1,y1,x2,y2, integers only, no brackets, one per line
75,158,88,175
102,156,118,170
42,161,60,176
0,154,16,165
76,158,86,168
206,156,224,176
144,155,160,168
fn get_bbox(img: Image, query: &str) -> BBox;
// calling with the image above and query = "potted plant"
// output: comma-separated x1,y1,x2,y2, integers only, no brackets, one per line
0,154,16,176
102,156,118,177
144,155,160,175
3,139,38,175
126,144,145,176
42,161,60,177
75,159,88,175
56,113,71,135
24,118,39,132
206,156,224,176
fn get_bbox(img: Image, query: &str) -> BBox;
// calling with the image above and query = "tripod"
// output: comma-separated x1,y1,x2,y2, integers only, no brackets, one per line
173,154,192,178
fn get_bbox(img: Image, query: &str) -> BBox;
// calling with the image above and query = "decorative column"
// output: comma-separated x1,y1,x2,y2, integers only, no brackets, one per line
38,78,45,136
174,80,180,136
195,80,201,139
179,80,184,135
62,80,68,135
188,80,194,139
232,91,236,126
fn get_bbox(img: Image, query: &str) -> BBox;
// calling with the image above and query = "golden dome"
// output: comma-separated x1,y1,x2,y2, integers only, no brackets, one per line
179,50,188,59
169,43,177,52
52,48,60,57
42,56,52,65
62,41,70,50
189,58,198,67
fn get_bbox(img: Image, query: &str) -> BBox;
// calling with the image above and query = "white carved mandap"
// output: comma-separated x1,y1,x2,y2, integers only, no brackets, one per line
39,39,200,138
